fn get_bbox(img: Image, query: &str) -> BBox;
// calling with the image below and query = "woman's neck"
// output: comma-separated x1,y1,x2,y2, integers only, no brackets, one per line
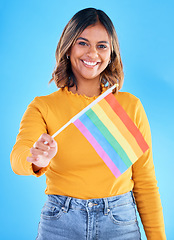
70,80,101,97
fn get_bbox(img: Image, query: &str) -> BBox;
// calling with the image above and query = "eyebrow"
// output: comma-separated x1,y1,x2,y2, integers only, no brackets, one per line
76,37,109,45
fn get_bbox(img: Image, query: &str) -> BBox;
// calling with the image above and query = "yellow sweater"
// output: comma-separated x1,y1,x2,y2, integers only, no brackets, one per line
10,87,166,239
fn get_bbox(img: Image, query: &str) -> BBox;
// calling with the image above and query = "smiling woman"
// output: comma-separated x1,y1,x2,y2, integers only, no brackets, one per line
10,7,166,240
49,7,124,95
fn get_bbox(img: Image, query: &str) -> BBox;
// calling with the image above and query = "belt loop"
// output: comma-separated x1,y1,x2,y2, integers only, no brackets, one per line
103,198,109,215
131,191,136,204
62,197,71,213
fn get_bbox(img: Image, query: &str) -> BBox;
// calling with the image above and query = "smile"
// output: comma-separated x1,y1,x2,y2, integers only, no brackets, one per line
82,60,99,66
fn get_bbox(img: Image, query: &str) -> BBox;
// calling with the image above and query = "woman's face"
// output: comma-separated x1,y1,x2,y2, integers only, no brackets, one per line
69,22,111,84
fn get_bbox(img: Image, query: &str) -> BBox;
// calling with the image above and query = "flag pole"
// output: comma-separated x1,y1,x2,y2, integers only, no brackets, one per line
52,84,118,138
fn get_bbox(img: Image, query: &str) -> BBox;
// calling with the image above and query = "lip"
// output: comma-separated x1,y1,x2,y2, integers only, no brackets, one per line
81,59,100,68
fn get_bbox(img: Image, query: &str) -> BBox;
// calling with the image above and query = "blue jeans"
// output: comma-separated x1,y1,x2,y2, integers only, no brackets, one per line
36,191,141,240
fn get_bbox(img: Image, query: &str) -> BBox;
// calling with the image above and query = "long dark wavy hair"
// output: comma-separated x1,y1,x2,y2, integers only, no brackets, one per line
49,8,124,91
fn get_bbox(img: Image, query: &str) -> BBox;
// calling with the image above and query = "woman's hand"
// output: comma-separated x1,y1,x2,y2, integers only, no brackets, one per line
27,133,58,172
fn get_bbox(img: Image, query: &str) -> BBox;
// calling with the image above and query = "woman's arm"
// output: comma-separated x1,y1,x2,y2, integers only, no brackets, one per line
10,97,57,177
132,99,166,239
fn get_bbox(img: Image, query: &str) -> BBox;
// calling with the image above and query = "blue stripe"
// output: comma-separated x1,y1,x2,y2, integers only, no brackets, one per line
86,108,132,168
79,113,128,173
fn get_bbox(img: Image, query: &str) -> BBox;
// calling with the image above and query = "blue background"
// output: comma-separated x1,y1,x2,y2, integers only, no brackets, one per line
1,0,173,239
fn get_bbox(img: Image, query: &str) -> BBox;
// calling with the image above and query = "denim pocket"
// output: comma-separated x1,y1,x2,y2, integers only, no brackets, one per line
41,200,63,220
109,201,137,225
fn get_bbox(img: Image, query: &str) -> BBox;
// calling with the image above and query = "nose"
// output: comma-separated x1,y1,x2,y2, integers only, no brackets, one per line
87,46,98,58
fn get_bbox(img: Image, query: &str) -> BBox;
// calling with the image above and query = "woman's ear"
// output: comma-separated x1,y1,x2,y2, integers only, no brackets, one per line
66,49,71,59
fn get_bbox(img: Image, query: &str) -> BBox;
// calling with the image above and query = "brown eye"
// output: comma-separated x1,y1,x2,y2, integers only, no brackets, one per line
78,41,88,46
98,44,107,49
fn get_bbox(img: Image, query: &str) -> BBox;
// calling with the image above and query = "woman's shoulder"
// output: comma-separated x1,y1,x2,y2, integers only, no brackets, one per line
116,91,140,105
25,89,64,113
113,91,144,118
31,89,67,106
35,89,62,101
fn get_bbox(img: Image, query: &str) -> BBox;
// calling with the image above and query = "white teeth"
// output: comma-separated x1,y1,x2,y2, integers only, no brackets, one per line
83,60,97,66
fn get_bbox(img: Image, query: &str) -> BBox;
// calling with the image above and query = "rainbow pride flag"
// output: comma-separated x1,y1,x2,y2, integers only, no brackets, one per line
52,85,149,178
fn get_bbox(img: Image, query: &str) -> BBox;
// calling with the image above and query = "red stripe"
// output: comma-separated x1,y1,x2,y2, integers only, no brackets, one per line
105,93,149,153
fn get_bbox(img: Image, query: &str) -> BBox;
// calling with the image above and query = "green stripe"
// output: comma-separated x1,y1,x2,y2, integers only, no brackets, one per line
86,108,132,168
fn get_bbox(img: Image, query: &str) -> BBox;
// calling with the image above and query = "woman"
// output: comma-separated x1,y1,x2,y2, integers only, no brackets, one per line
10,8,166,239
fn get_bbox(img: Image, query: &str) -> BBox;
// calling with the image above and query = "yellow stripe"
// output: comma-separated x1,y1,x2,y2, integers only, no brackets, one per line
99,99,143,158
92,103,138,163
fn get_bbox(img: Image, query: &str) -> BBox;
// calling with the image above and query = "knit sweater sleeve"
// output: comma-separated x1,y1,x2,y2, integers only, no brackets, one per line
132,99,166,239
10,97,49,177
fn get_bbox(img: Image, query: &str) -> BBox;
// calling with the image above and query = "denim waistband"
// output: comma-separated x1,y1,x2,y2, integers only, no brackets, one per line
47,191,134,215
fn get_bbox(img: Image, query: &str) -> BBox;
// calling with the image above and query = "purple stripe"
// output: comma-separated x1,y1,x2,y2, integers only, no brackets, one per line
73,119,122,178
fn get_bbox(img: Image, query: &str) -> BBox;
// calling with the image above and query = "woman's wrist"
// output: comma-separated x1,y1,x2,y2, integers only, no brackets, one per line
32,164,42,173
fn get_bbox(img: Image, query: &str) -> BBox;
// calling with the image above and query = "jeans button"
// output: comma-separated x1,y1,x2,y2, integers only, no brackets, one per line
88,202,93,207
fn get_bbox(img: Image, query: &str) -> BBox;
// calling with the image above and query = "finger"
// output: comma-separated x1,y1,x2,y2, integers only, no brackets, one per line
33,141,50,151
50,139,57,148
27,156,39,163
30,147,48,157
38,133,56,147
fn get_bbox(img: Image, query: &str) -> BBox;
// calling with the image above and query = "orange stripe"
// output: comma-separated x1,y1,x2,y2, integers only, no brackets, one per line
105,94,149,153
92,103,138,163
98,98,143,158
